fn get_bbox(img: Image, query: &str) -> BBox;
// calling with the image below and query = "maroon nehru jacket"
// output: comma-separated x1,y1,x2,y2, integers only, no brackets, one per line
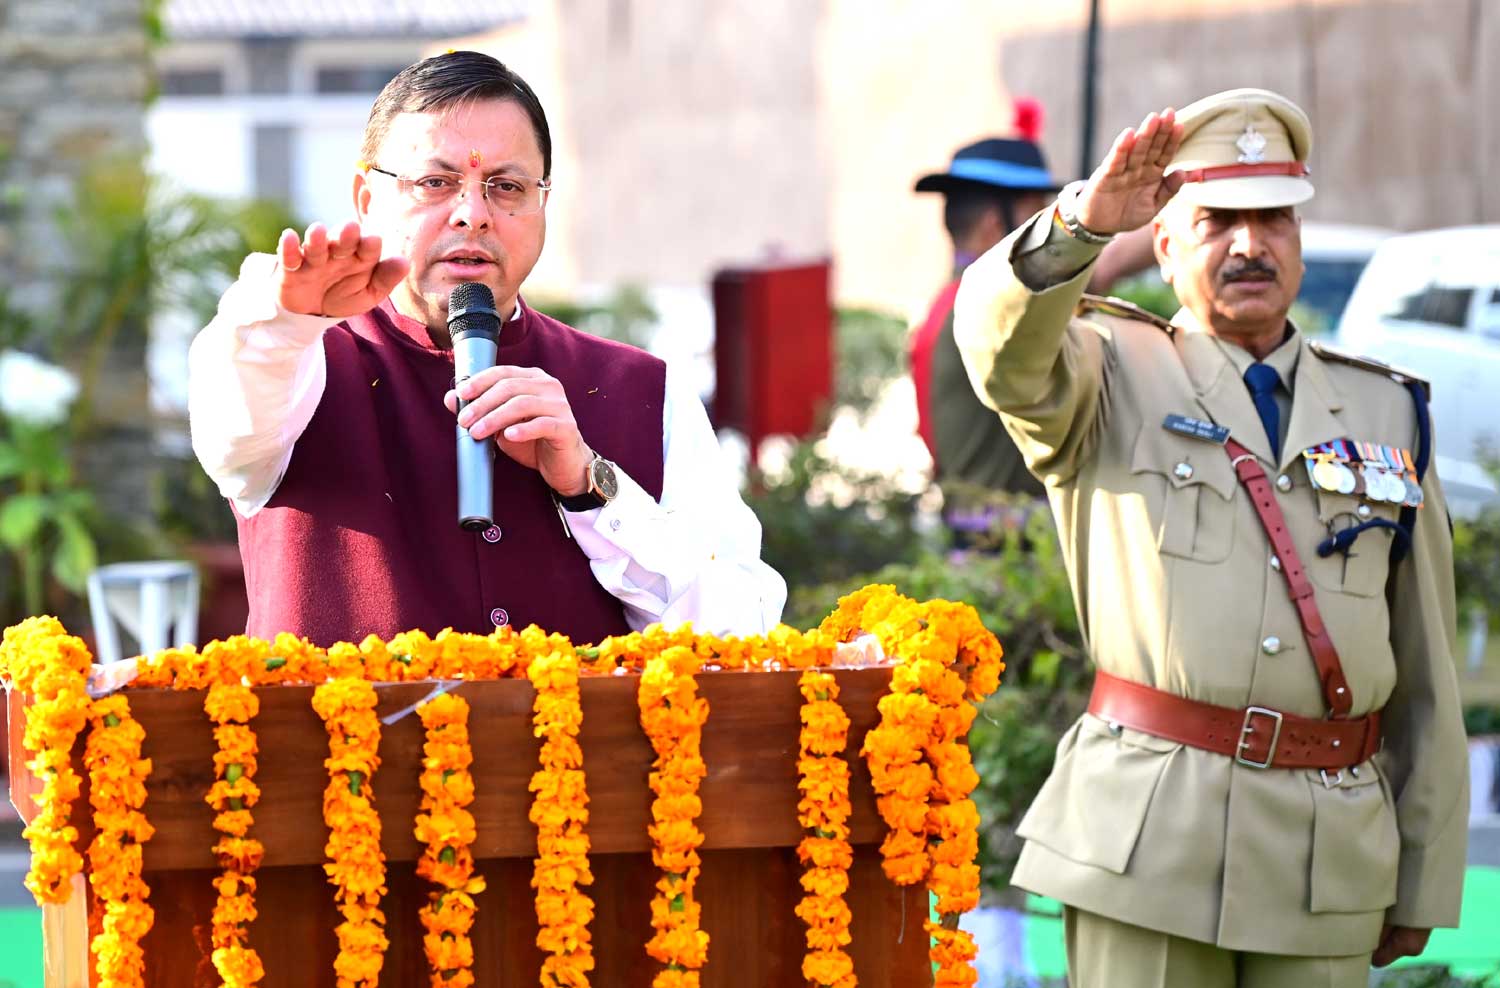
235,298,666,647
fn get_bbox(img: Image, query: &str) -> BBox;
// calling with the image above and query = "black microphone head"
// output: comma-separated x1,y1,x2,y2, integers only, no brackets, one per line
448,283,500,341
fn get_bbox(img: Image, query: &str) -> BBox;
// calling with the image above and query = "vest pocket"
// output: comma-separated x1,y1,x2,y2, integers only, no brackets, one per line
1307,762,1399,913
1130,430,1238,563
1016,714,1179,874
1309,491,1400,598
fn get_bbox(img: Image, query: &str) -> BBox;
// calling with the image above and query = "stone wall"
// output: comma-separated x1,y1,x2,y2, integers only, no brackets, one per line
0,0,151,312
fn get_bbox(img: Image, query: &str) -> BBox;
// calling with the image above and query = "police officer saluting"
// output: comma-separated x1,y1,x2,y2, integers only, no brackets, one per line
954,88,1468,987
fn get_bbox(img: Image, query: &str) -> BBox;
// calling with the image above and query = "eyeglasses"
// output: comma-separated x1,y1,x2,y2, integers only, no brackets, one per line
363,164,552,215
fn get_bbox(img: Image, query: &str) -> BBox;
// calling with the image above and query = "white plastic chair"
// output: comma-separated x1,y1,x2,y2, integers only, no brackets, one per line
87,561,200,665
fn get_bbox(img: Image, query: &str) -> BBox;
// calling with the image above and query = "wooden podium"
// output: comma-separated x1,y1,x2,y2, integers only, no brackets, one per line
8,667,931,986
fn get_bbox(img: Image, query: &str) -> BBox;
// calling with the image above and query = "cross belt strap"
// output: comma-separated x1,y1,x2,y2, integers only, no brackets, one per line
1224,437,1354,717
1088,670,1380,770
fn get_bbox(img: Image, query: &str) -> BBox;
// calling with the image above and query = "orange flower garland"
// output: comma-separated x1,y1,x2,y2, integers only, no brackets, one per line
1,616,92,904
414,692,486,988
638,644,711,987
794,669,857,988
312,678,388,988
831,587,1003,987
528,648,596,988
204,679,266,988
83,694,155,988
2,589,1005,988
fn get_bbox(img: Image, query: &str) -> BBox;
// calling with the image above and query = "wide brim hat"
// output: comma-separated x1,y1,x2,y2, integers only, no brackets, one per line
1167,87,1315,209
914,137,1063,196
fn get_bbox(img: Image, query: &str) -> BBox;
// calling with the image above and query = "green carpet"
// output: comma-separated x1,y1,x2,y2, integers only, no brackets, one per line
0,906,43,988
1024,868,1500,982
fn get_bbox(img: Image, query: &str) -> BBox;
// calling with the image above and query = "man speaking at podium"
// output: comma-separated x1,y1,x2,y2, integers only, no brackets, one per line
188,51,785,647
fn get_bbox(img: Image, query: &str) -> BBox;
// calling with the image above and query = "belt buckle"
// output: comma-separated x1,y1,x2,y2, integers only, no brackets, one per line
1236,706,1284,769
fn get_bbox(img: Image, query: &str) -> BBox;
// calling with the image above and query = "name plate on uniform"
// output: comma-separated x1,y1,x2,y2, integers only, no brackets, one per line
1162,414,1230,445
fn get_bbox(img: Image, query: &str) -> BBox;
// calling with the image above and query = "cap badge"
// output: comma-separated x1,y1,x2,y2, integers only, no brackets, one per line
1236,125,1268,164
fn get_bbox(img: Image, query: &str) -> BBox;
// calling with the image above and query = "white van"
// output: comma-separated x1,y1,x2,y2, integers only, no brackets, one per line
1336,226,1500,516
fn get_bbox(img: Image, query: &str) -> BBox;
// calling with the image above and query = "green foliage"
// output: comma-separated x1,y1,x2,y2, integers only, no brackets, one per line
0,160,301,620
747,438,929,590
1453,454,1500,627
782,508,1089,897
1104,274,1179,320
835,306,908,417
1465,705,1500,737
0,419,101,618
530,285,658,350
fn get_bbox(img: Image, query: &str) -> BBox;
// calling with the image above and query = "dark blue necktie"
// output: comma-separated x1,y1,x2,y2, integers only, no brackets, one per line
1244,362,1282,460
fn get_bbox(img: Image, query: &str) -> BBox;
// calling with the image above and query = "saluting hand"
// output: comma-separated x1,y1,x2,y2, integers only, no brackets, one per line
276,221,410,319
1075,109,1186,235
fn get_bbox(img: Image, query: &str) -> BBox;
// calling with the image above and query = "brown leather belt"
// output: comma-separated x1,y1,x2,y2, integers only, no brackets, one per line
1080,435,1385,771
1088,670,1382,770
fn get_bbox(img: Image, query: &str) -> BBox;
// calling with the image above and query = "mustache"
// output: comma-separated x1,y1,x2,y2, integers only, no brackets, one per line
1221,259,1278,282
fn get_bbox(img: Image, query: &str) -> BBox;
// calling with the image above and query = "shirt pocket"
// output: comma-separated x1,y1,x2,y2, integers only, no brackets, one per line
1016,713,1181,874
1130,429,1239,563
1306,761,1399,914
1308,489,1402,598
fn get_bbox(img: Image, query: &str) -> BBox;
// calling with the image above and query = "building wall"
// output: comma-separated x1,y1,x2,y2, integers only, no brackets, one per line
466,0,1499,320
1000,0,1499,237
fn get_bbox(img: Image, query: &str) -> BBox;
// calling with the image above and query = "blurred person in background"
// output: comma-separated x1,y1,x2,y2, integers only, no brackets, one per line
911,101,1154,544
188,50,784,647
955,88,1466,987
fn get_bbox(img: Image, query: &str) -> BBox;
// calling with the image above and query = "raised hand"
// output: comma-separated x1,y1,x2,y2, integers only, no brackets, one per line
276,221,409,318
1075,109,1186,235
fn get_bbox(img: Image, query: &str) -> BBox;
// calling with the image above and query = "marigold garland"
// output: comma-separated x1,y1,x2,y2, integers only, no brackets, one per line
2,589,1005,987
83,694,155,988
836,587,1003,987
795,669,857,988
312,678,388,988
528,647,596,988
2,616,92,904
204,679,266,988
415,692,486,988
638,644,711,987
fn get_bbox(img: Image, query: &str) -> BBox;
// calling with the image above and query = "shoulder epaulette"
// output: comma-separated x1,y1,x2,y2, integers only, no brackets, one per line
1307,340,1431,398
1076,294,1175,335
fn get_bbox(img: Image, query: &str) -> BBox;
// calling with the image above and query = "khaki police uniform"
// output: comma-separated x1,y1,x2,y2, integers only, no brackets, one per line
953,89,1469,986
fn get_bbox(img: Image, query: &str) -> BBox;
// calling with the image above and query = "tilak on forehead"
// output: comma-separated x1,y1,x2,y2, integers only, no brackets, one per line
469,149,482,169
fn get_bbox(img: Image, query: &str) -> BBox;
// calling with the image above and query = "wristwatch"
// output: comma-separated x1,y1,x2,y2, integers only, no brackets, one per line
1055,180,1115,245
554,453,619,511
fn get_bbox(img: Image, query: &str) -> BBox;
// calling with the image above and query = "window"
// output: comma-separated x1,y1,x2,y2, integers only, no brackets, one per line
1382,284,1474,331
315,65,405,95
1478,286,1500,341
160,68,225,96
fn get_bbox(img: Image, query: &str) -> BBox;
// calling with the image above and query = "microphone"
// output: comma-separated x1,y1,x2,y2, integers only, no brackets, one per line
449,282,500,531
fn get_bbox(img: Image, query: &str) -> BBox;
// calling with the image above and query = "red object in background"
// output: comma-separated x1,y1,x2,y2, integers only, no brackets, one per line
187,542,249,644
711,260,834,467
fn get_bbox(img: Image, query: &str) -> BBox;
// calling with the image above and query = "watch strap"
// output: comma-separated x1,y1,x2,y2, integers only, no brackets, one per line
555,488,606,512
1056,180,1115,245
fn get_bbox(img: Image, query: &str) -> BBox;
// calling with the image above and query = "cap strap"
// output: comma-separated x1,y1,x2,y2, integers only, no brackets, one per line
1174,161,1310,184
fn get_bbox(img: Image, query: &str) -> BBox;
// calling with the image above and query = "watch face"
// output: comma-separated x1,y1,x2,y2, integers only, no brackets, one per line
592,458,619,500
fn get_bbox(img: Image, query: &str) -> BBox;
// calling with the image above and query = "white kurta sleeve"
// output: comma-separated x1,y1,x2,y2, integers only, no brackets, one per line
187,252,337,517
561,364,788,636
